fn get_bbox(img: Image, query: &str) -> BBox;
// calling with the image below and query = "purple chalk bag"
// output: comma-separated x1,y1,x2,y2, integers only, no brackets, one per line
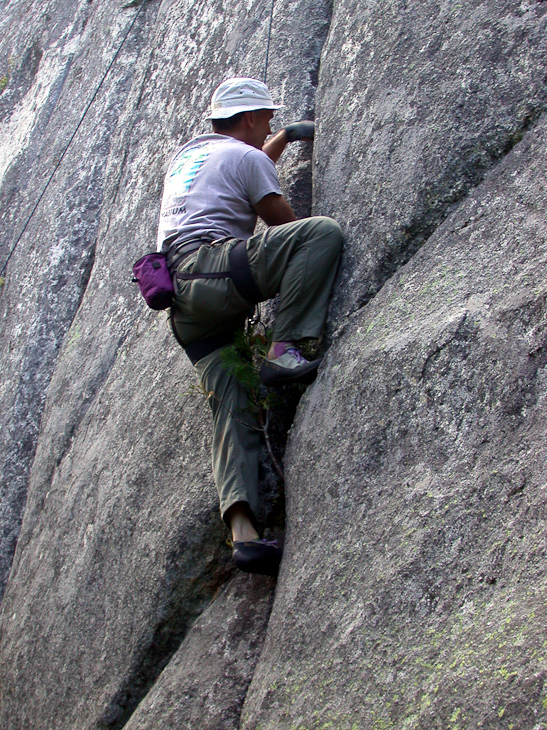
132,252,174,310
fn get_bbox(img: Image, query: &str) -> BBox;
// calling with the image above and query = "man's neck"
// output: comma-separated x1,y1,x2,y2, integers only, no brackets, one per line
211,121,260,149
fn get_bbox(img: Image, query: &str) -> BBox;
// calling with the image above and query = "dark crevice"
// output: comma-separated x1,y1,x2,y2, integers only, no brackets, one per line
105,384,298,730
99,526,237,730
103,3,336,723
100,375,299,729
228,4,336,728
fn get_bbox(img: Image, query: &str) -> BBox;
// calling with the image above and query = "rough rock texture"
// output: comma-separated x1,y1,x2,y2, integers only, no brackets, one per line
125,573,275,730
0,0,329,727
316,0,547,327
0,0,160,597
1,0,547,729
0,0,330,601
241,112,547,730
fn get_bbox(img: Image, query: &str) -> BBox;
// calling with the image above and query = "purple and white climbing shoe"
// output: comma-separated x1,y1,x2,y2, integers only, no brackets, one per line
259,342,322,387
232,538,283,577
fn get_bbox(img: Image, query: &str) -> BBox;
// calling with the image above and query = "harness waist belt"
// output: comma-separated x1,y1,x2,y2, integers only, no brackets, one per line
175,239,263,305
167,238,205,269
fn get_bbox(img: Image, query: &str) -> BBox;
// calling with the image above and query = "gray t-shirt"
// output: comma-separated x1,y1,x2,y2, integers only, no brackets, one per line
156,133,281,252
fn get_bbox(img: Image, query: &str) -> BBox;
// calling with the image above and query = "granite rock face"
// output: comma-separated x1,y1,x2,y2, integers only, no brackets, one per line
241,111,547,730
0,0,329,727
1,0,547,729
0,0,330,601
0,0,160,598
315,0,547,327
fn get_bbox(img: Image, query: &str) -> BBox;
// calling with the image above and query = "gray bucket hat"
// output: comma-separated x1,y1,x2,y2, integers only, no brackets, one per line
207,77,284,120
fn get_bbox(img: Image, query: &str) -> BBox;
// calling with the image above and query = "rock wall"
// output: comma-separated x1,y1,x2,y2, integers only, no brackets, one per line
0,0,161,599
1,0,546,729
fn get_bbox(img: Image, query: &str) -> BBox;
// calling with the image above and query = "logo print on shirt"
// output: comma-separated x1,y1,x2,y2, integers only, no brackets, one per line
168,141,214,194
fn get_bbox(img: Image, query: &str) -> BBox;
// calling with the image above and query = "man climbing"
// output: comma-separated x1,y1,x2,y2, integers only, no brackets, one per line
157,77,343,576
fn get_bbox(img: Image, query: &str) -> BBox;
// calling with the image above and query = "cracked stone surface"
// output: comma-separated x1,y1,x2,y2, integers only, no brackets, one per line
315,0,547,330
241,114,547,730
1,0,547,729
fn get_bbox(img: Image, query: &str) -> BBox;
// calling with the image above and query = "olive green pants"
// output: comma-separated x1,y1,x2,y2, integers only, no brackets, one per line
172,216,343,524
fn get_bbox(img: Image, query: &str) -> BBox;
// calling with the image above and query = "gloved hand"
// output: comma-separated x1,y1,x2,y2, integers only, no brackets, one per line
283,121,315,142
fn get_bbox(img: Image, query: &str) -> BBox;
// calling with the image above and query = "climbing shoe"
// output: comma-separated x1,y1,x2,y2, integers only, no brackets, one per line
232,539,283,577
259,343,322,387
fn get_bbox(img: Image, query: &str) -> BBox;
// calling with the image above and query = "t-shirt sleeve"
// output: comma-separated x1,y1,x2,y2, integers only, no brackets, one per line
238,148,282,205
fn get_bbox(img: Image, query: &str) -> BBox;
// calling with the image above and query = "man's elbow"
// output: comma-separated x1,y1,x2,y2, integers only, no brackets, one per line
254,194,297,226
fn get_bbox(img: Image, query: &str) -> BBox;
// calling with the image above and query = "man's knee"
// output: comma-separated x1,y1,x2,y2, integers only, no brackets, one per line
308,216,344,256
309,215,343,239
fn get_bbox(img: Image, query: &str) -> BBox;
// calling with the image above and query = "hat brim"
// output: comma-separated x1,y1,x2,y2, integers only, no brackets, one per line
207,103,284,120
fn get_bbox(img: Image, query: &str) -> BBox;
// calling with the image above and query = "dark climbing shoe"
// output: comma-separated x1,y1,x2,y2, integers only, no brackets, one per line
260,344,322,387
232,539,283,577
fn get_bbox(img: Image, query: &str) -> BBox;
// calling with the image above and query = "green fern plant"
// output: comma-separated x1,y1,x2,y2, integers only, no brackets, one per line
185,321,286,480
219,323,285,481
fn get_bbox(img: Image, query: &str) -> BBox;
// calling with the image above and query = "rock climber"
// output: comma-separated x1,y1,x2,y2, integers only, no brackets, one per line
156,77,343,576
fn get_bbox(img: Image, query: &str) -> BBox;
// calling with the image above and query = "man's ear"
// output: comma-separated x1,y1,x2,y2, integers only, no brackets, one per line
243,110,256,129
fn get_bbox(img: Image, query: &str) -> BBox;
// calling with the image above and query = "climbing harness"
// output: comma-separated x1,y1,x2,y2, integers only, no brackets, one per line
0,0,149,281
133,237,262,312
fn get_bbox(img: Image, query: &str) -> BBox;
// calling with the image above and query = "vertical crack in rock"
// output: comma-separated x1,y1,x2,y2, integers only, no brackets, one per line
228,4,336,729
88,3,338,727
119,574,277,730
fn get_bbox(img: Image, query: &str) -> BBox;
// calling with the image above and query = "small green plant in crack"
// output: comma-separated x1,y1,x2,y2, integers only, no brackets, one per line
187,321,285,481
220,322,285,481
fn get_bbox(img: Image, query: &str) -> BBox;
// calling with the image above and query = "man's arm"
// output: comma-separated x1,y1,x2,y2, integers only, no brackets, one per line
254,193,297,226
262,130,289,163
263,122,315,163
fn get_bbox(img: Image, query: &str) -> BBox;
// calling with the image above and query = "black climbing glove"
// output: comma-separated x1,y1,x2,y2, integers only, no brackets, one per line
283,121,315,142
